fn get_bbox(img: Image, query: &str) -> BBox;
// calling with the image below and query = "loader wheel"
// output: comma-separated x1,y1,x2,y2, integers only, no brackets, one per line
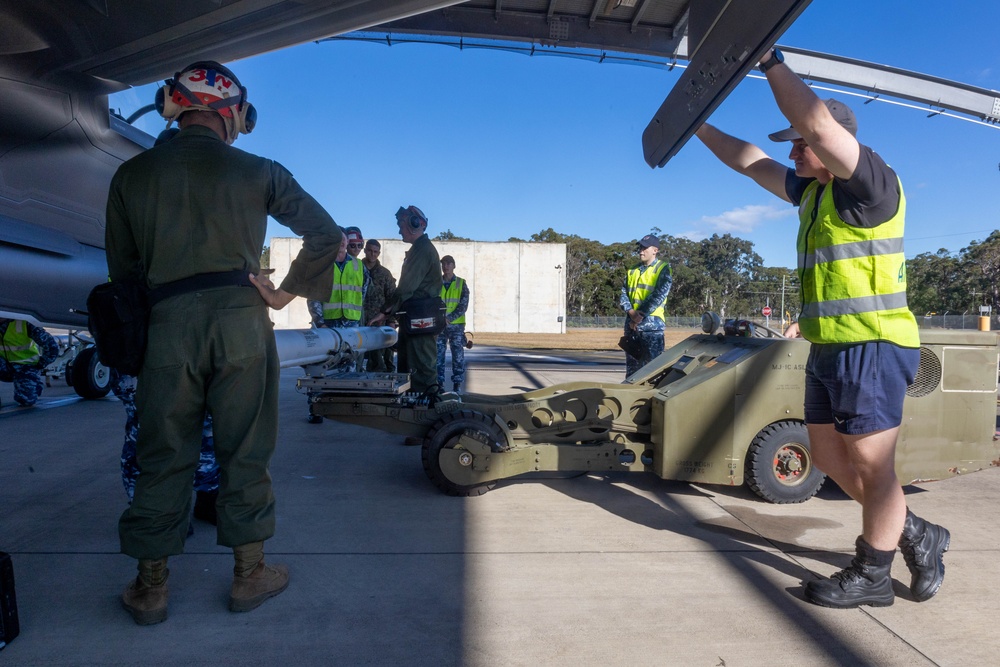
422,410,507,497
70,346,111,399
745,420,825,504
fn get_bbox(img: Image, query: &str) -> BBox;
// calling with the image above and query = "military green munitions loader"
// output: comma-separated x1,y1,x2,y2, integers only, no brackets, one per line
295,317,1000,503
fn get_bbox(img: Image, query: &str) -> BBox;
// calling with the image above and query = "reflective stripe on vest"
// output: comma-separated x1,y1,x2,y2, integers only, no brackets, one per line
440,277,466,325
795,178,918,347
1,320,41,364
626,260,669,320
323,258,364,321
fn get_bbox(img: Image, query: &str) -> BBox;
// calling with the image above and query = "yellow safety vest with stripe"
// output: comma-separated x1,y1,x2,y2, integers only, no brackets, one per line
440,277,466,325
1,320,41,364
796,178,918,347
323,258,364,322
626,260,669,320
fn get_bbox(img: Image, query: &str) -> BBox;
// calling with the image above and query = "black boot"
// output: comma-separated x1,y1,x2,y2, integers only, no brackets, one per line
805,536,895,609
899,509,950,601
193,489,218,526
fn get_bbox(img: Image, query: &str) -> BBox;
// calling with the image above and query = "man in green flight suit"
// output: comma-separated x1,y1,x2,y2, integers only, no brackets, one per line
370,205,442,402
105,60,340,625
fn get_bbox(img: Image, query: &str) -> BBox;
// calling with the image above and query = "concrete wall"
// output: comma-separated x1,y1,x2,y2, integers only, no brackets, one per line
269,238,567,333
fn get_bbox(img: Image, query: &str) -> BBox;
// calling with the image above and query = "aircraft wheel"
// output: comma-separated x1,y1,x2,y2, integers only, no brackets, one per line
70,346,112,399
745,420,825,504
422,409,507,497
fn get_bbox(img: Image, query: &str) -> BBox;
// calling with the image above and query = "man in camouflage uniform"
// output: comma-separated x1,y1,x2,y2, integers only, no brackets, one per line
362,239,397,372
307,228,369,328
0,318,59,407
436,255,469,393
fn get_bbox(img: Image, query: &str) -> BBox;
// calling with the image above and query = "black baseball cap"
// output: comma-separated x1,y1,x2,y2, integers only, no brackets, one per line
638,234,660,249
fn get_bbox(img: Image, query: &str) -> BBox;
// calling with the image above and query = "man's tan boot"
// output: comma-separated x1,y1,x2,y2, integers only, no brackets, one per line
121,557,169,625
229,541,289,612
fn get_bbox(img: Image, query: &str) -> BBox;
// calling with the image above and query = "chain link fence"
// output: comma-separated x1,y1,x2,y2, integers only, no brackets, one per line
568,313,997,331
918,313,997,330
566,316,704,329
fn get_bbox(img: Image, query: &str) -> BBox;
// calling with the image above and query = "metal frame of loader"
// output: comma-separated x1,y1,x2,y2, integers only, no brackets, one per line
302,324,1000,503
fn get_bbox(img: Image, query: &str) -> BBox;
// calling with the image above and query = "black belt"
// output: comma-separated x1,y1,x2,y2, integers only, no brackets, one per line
148,269,255,307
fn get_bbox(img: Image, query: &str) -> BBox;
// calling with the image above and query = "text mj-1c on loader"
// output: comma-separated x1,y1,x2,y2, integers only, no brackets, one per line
296,316,1000,503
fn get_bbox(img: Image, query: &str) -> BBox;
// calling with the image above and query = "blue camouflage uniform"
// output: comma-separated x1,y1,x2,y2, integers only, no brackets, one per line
0,319,59,407
437,275,469,392
619,260,673,377
110,369,219,501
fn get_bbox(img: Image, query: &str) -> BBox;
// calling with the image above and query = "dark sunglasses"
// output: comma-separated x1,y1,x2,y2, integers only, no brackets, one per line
347,243,364,249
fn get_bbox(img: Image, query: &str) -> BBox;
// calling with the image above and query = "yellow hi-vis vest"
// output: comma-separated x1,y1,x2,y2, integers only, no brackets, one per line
796,178,919,347
1,320,41,364
323,258,364,321
440,277,466,325
626,260,669,320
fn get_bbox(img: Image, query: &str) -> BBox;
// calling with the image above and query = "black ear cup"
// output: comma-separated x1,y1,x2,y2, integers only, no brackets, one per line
410,214,422,229
154,85,166,115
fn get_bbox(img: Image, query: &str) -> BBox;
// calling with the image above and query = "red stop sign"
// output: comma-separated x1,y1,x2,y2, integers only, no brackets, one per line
762,306,772,316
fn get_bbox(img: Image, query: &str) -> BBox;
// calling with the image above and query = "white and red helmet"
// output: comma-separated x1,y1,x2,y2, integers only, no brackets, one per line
155,60,257,143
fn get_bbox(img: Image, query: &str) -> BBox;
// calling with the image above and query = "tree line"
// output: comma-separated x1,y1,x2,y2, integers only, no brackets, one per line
268,227,1000,319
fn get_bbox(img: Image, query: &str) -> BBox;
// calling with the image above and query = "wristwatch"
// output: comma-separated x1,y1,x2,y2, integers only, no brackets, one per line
759,48,784,73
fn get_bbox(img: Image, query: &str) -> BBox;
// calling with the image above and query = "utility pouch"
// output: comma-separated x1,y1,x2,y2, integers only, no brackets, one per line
399,296,447,336
86,269,253,376
86,275,149,376
618,333,645,360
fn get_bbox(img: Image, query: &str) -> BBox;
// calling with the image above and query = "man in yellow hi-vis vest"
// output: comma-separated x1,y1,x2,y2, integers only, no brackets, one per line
307,228,369,328
695,48,947,610
620,235,672,376
0,318,58,407
437,255,469,392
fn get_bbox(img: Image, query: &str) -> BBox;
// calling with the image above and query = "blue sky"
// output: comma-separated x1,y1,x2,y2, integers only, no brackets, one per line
112,0,1000,269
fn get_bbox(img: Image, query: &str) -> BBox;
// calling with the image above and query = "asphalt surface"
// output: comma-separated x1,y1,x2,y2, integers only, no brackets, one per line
1,345,999,666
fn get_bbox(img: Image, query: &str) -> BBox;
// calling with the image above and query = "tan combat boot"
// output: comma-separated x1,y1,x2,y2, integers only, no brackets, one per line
121,557,169,625
229,541,289,612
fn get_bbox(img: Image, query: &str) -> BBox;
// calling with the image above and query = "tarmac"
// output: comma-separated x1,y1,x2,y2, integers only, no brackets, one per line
1,344,999,666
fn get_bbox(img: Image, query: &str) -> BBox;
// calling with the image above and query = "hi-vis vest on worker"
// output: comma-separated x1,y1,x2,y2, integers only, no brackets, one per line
1,320,42,364
796,179,919,347
626,260,670,320
440,277,466,325
322,258,364,322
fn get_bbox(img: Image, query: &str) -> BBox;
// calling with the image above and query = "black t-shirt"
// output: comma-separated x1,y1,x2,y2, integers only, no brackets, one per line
785,145,901,228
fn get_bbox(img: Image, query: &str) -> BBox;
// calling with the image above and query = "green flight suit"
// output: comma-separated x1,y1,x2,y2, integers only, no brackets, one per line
385,234,442,393
106,125,340,558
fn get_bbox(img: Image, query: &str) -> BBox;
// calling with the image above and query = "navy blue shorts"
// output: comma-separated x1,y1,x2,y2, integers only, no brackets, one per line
804,341,919,435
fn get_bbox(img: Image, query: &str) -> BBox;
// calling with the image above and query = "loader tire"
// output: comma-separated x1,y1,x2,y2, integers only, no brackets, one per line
745,420,825,504
422,410,507,497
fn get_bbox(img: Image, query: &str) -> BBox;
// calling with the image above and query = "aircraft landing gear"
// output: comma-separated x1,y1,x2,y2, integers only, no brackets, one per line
67,346,111,399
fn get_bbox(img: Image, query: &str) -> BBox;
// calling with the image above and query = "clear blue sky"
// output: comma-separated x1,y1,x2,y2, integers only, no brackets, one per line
112,0,1000,270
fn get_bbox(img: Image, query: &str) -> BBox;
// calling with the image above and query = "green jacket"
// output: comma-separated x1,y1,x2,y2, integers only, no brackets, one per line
363,260,397,324
106,125,340,301
386,234,442,313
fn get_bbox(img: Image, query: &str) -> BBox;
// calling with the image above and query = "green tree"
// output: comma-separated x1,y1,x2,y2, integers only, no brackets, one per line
260,245,270,270
434,229,472,241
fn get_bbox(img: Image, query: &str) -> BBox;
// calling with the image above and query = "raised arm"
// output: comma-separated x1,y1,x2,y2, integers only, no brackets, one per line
695,123,791,202
760,50,860,180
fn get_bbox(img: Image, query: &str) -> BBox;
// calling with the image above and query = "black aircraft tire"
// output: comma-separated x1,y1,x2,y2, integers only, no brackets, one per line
71,346,112,399
745,420,825,504
421,409,506,497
